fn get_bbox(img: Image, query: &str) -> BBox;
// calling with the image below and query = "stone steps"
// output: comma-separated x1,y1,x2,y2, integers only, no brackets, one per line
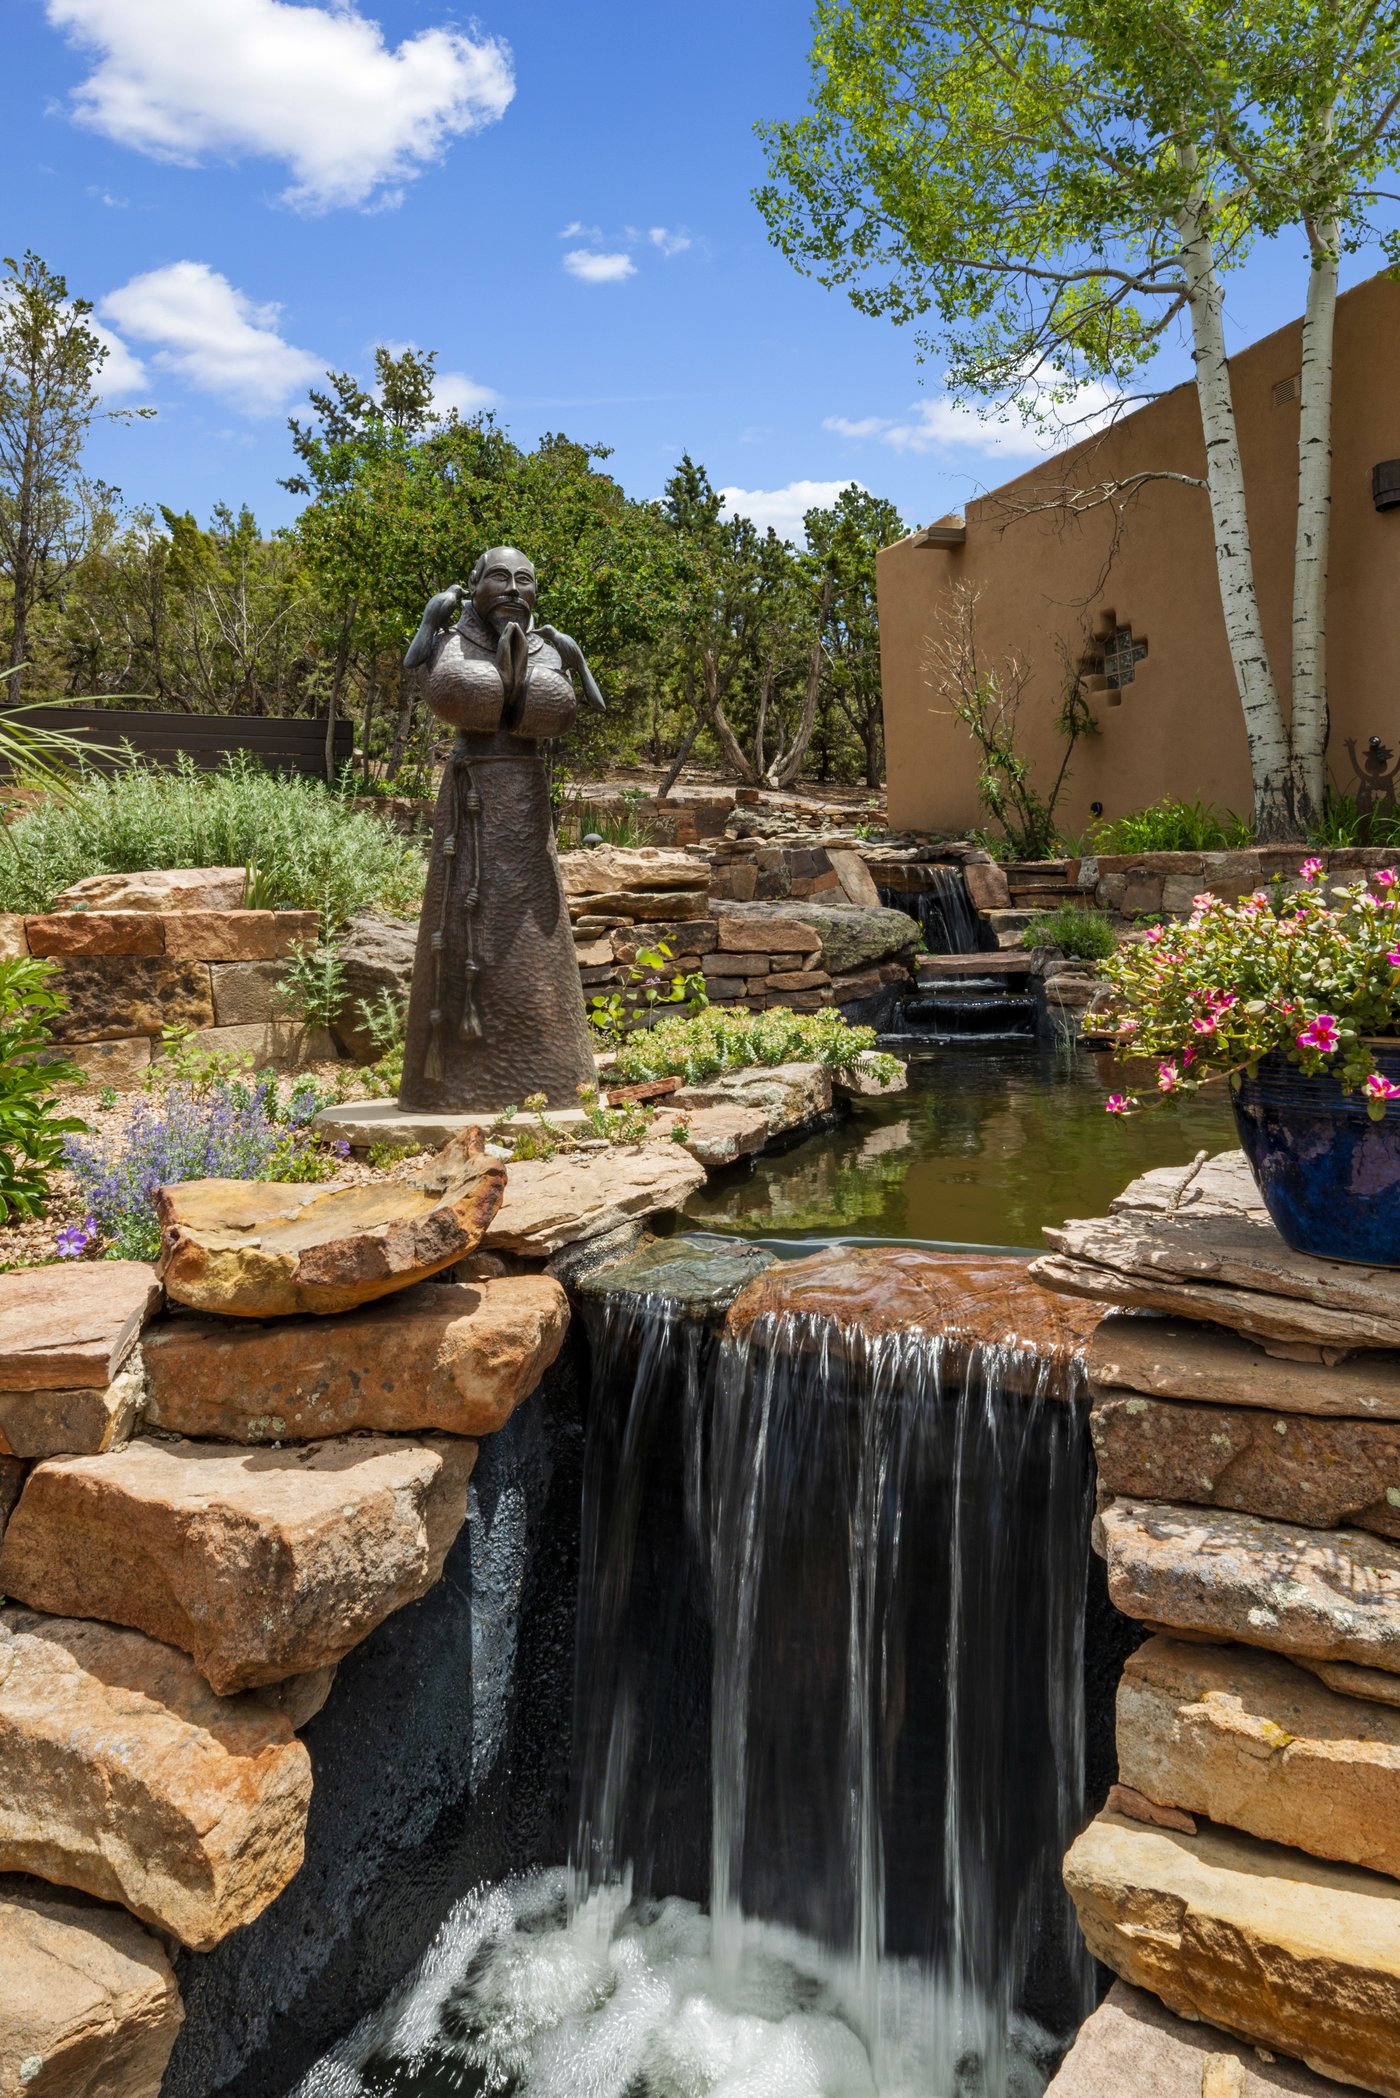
1064,1811,1400,2095
0,1609,311,1949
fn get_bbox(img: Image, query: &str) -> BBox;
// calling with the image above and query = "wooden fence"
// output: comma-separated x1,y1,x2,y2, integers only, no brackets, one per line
0,709,353,780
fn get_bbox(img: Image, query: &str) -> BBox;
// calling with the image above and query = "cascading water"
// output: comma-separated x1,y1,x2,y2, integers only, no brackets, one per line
880,870,980,956
293,1279,1096,2098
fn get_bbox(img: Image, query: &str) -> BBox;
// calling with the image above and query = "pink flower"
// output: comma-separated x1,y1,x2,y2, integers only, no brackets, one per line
1378,869,1397,888
1388,947,1400,968
1157,1061,1181,1093
1192,893,1216,910
1299,857,1323,881
1365,1073,1400,1103
1105,1094,1135,1115
1297,1013,1340,1054
1192,1015,1216,1033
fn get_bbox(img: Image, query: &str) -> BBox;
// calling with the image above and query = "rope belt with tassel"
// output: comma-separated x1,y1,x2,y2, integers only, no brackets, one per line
423,737,544,1084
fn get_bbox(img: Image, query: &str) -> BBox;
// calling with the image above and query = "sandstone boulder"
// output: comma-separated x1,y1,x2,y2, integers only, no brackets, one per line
53,867,247,913
49,958,214,1043
0,1352,146,1462
653,1102,770,1167
142,1275,567,1442
1092,1393,1400,1537
328,913,417,1063
782,901,922,975
560,845,709,896
824,849,882,908
1118,1636,1400,1879
160,910,319,962
1063,1812,1400,2095
1098,1497,1400,1671
833,1053,908,1098
156,1129,505,1316
1090,1313,1400,1419
712,904,822,955
0,1877,182,2098
0,1458,23,1542
670,1060,834,1138
0,1609,311,1948
484,1147,706,1256
25,915,164,958
574,1233,777,1319
1045,1980,1355,2098
0,1433,475,1693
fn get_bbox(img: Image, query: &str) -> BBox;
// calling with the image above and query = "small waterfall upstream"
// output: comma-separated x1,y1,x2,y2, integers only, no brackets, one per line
879,870,980,956
295,1271,1097,2098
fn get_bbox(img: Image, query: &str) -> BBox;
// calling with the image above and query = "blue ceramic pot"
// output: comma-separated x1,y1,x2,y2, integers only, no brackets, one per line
1230,1045,1400,1265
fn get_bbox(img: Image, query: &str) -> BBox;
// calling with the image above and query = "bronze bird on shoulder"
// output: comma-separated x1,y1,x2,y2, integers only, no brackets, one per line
403,584,468,671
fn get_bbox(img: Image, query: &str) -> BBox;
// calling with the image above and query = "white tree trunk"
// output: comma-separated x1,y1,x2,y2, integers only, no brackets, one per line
1290,219,1339,830
1179,174,1294,836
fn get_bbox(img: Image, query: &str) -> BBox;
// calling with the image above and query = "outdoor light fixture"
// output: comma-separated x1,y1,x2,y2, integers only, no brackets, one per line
1090,801,1104,817
1373,461,1400,511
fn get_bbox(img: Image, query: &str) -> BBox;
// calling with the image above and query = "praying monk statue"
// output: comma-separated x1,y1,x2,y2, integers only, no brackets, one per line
397,547,606,1111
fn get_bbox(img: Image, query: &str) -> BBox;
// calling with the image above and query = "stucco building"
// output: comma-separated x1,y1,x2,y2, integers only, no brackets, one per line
876,272,1400,836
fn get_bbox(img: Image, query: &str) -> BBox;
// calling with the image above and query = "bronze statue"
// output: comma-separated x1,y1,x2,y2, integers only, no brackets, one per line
1344,735,1400,833
397,547,604,1111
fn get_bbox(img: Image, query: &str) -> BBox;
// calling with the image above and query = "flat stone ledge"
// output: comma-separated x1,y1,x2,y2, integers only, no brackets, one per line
142,1275,568,1442
1090,1312,1400,1419
0,1609,311,1949
1118,1635,1400,1881
1046,1980,1356,2097
0,1349,146,1461
0,1263,160,1394
0,1876,183,2098
312,1099,592,1152
0,1433,476,1693
1063,1812,1400,2095
1092,1391,1400,1537
1098,1497,1400,1672
484,1147,706,1256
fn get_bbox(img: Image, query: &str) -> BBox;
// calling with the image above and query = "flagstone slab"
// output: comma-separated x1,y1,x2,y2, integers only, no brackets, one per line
0,1433,475,1693
0,1263,160,1392
483,1147,706,1256
1097,1497,1400,1672
1091,1392,1400,1538
0,1609,310,1949
54,868,247,913
1045,1980,1354,2098
0,1353,146,1463
1118,1635,1400,1880
0,1876,182,2098
1063,1812,1400,2095
1090,1313,1400,1418
156,1129,504,1316
142,1276,567,1442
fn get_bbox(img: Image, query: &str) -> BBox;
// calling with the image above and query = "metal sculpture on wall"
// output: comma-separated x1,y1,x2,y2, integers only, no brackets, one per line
1344,734,1400,834
398,547,605,1111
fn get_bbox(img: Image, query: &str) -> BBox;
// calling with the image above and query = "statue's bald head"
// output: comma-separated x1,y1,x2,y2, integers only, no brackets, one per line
470,546,537,634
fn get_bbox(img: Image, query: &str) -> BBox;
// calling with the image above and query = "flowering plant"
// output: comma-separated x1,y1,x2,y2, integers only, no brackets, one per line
1099,864,1400,1119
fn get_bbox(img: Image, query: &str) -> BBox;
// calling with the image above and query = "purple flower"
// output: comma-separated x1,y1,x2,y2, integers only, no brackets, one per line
54,1218,94,1259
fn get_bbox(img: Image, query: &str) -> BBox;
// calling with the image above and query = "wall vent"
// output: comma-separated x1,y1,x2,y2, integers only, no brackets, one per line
1374,461,1400,511
1273,374,1302,406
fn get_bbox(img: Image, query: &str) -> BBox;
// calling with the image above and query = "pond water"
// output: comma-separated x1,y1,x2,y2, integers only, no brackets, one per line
683,1041,1238,1254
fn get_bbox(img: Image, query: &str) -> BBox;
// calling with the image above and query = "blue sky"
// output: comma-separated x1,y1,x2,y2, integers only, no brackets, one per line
7,0,1392,544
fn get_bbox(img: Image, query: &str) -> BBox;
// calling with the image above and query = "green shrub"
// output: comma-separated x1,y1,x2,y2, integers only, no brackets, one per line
1309,789,1400,851
1088,797,1251,854
606,1006,902,1087
274,935,350,1031
0,958,88,1221
0,753,426,922
1022,902,1117,961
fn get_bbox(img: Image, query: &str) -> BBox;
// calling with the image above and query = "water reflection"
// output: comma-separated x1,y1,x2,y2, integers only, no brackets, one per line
684,1042,1238,1252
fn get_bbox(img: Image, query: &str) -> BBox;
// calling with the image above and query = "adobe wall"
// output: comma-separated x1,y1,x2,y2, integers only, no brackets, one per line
878,273,1400,835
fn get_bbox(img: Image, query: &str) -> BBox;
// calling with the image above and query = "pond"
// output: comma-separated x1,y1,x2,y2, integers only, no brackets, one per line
683,1040,1238,1254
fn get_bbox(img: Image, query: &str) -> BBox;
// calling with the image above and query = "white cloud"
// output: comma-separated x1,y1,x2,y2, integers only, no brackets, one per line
91,319,148,397
432,369,499,417
100,261,322,413
824,374,1123,461
719,479,867,542
48,0,515,212
562,249,636,285
648,226,691,258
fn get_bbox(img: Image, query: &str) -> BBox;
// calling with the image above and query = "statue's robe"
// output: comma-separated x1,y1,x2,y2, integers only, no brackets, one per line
398,606,597,1112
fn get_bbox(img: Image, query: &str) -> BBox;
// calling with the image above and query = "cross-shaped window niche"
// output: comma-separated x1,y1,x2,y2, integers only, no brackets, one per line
1101,624,1148,689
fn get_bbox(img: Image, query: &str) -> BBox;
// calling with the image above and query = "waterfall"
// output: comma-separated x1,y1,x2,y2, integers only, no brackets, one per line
293,1284,1097,2098
880,869,980,955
